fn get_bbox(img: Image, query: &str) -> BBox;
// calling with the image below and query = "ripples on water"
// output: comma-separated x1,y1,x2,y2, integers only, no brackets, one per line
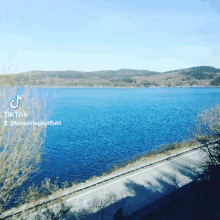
17,88,220,185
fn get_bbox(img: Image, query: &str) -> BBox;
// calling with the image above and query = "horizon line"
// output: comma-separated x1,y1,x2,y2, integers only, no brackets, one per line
0,65,219,75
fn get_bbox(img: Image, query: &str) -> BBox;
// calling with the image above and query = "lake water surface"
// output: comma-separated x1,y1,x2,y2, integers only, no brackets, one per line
22,88,220,184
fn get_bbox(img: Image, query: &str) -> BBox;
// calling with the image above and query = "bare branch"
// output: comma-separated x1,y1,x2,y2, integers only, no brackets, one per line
0,87,48,212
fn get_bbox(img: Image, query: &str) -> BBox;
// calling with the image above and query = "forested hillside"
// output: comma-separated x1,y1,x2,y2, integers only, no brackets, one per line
0,66,220,87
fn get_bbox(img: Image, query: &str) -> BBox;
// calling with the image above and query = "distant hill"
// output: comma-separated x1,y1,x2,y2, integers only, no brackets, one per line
18,69,160,78
210,76,220,86
0,66,220,87
163,66,220,80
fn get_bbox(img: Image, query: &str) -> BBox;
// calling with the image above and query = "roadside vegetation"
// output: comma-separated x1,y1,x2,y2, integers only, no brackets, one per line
0,87,48,213
98,135,216,179
0,87,82,215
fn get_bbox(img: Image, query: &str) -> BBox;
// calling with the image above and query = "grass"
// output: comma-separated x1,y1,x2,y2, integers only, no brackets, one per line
96,135,218,179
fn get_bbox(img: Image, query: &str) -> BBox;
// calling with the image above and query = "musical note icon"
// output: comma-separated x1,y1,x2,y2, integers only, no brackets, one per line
9,94,23,109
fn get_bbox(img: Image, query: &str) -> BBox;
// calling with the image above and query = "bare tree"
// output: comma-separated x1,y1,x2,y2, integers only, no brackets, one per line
0,87,48,212
194,104,220,182
17,177,78,208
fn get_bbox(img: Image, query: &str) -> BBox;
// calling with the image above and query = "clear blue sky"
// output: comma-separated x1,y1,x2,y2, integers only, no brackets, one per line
0,0,220,73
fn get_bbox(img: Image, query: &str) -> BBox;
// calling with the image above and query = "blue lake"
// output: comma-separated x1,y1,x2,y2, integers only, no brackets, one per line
14,88,220,185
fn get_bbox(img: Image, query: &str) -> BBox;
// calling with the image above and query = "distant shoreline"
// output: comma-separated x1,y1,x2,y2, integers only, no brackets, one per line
1,85,220,89
1,66,220,88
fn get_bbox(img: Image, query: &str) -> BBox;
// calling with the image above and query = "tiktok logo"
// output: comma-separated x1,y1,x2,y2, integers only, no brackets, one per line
9,94,23,109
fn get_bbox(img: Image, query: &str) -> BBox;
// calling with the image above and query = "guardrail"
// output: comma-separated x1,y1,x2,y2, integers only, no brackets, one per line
1,139,219,219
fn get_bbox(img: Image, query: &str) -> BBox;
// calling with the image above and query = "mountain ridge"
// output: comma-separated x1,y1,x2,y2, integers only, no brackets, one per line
1,66,220,87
